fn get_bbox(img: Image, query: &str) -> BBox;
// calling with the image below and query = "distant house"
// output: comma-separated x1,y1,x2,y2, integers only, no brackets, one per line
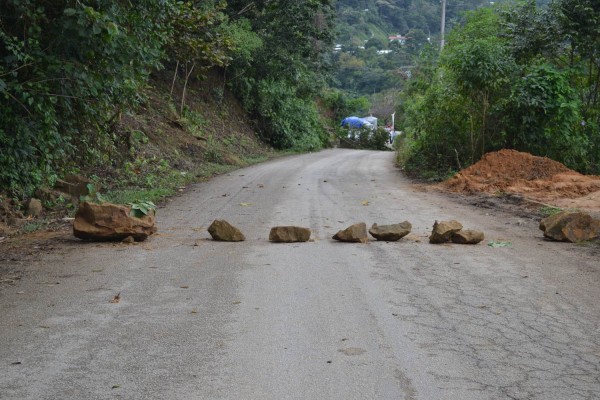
388,35,407,45
334,44,342,52
377,50,392,55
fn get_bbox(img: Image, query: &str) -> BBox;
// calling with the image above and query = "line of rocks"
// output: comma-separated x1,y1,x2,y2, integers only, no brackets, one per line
72,203,599,245
208,219,485,245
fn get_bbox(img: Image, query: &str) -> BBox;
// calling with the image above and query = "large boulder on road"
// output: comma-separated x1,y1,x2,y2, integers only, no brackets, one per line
429,220,463,244
269,226,311,242
73,202,157,242
208,219,246,242
539,211,600,243
333,223,368,243
369,222,412,241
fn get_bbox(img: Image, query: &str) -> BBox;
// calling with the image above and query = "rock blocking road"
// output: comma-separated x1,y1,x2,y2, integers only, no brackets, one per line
1,149,599,399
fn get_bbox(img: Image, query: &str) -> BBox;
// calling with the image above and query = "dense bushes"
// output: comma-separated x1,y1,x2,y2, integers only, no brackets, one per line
225,0,335,151
0,1,172,194
0,0,336,195
398,2,600,176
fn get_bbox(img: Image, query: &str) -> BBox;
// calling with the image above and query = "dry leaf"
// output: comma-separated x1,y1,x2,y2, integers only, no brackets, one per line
109,292,121,303
239,203,253,207
180,285,189,289
361,200,370,206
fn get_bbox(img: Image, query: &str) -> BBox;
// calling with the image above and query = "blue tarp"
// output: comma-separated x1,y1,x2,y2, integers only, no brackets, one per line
341,116,377,129
341,116,369,128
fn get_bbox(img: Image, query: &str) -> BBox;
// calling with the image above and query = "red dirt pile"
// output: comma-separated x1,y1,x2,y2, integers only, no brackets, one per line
442,149,600,211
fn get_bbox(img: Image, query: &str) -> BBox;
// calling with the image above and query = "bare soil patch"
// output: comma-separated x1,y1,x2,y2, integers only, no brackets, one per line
442,149,600,212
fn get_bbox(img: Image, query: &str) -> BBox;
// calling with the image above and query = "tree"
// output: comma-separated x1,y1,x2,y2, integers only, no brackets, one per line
225,0,336,150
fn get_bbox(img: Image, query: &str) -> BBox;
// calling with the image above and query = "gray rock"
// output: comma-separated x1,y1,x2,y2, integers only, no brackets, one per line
333,222,368,243
25,198,43,217
429,220,463,244
452,229,484,244
269,226,311,242
369,222,412,241
208,219,246,242
73,202,157,242
539,211,600,243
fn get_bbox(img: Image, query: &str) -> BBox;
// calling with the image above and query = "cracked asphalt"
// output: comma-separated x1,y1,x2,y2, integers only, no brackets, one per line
1,149,599,399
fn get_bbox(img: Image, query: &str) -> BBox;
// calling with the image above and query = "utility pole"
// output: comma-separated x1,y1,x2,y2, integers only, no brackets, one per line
440,0,446,51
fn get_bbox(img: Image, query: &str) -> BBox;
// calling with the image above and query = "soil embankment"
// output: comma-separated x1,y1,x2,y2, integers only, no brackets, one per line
442,149,600,212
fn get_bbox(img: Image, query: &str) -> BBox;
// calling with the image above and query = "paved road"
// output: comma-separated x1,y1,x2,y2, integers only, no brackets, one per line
1,149,599,399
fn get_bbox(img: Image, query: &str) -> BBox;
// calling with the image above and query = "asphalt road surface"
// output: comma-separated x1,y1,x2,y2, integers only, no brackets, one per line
1,149,599,400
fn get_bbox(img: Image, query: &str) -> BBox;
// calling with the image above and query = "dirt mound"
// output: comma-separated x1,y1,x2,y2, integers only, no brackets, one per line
443,149,600,211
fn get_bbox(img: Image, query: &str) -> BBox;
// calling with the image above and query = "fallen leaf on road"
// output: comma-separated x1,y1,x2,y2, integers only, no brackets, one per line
190,309,198,314
180,285,189,289
112,385,120,389
361,200,370,206
239,202,253,207
488,240,512,248
232,300,241,305
109,292,121,303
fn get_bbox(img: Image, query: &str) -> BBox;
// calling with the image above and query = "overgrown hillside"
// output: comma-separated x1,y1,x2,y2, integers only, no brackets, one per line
0,1,335,197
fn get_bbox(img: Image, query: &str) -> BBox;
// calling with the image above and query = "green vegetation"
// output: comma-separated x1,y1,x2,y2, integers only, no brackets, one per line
128,200,156,218
339,127,390,150
0,0,335,198
80,184,107,204
539,206,564,217
397,1,600,177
